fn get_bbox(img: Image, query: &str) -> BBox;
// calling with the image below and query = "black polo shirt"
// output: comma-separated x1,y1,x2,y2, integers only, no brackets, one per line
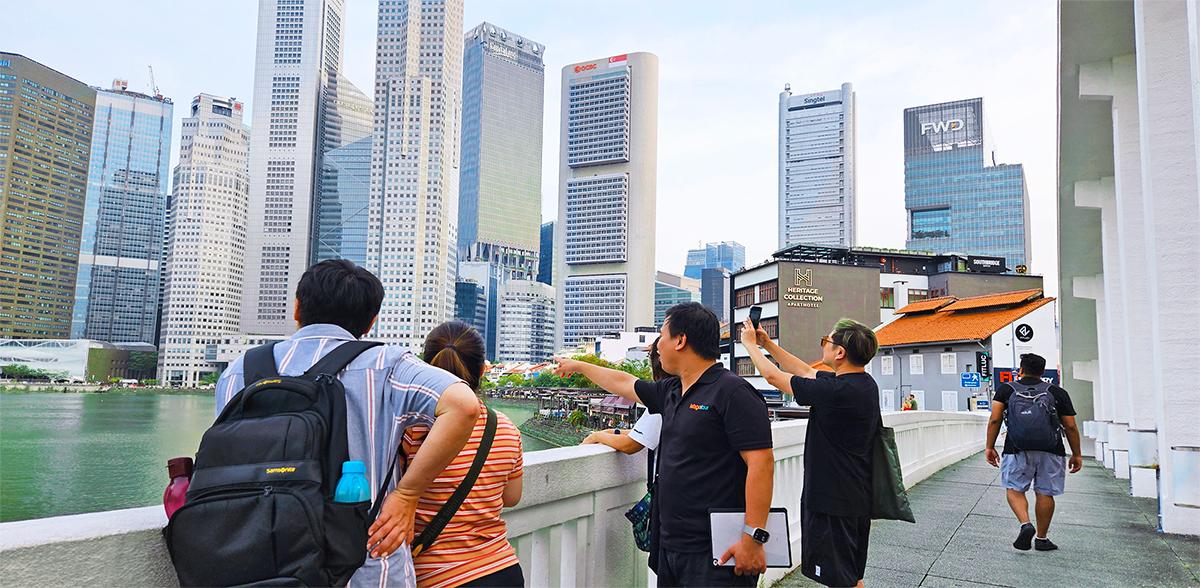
791,371,880,517
635,363,773,553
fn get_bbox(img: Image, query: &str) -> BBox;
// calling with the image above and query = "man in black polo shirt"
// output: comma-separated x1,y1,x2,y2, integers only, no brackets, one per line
741,317,880,588
553,303,774,587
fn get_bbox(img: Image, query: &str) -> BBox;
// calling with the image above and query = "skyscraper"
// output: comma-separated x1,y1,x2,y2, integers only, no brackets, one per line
458,23,545,279
778,83,857,248
496,279,555,363
654,271,700,328
0,54,95,339
312,72,374,266
159,94,250,387
74,80,173,344
683,241,745,279
366,0,464,348
555,52,658,350
903,98,1030,268
537,220,554,285
700,267,732,323
241,0,368,336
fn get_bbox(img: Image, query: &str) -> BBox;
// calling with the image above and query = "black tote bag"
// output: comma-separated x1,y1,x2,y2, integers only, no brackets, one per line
871,425,916,523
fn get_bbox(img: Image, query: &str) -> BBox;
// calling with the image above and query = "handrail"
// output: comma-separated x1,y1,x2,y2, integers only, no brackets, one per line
0,411,988,587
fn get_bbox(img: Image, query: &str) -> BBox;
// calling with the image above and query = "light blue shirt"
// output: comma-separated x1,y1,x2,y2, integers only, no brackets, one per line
215,323,462,588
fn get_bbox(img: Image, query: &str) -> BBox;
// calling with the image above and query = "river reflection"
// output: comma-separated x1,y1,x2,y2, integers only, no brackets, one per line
0,393,553,522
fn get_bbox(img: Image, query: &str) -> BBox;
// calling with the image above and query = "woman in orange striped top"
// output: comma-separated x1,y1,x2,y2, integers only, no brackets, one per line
402,321,524,588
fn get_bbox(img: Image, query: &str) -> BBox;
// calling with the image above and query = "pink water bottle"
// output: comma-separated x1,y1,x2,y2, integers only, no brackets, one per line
164,457,194,518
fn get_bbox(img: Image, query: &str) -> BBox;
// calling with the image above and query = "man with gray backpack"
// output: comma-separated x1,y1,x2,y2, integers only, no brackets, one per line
985,353,1082,552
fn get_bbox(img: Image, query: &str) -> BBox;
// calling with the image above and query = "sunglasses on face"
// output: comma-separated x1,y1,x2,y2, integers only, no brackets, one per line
820,335,835,348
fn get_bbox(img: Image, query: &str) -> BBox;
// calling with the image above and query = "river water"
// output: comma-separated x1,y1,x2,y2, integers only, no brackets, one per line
0,392,553,523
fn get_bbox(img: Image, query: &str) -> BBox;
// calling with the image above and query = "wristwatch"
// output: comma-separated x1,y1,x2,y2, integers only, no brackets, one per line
742,524,770,544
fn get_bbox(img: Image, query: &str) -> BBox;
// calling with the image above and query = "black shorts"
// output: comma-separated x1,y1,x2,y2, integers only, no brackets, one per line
800,505,871,587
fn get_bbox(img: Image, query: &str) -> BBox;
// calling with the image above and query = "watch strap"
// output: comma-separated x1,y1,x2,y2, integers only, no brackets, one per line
742,523,769,543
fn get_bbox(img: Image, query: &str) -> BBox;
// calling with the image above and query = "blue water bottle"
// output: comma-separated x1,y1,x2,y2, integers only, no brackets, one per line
334,461,371,503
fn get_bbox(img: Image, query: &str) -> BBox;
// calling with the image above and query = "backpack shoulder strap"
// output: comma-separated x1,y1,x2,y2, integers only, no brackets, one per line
304,340,383,378
410,405,496,557
243,343,280,384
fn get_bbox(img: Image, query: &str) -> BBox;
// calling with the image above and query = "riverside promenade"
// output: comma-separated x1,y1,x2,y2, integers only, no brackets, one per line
778,454,1200,588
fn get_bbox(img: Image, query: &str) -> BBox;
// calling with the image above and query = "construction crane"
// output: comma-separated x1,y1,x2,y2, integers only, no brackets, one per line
147,65,161,99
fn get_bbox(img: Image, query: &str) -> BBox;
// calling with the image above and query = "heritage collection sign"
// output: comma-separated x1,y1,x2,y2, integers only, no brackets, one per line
784,268,822,308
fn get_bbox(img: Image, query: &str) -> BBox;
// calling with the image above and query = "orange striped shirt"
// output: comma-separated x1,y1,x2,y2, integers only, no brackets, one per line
402,400,523,588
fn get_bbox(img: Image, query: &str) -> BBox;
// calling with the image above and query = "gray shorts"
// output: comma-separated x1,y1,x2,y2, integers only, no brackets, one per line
1000,451,1066,496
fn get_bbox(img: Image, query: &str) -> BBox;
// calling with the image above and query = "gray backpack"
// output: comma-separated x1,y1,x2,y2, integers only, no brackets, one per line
1005,380,1061,452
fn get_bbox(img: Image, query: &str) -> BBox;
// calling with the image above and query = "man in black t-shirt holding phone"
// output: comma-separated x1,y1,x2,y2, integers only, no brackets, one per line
741,317,880,588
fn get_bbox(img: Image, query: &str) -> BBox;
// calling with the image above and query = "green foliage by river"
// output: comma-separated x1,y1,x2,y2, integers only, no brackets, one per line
0,393,557,522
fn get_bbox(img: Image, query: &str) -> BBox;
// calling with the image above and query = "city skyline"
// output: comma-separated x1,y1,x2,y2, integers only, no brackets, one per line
2,0,1060,295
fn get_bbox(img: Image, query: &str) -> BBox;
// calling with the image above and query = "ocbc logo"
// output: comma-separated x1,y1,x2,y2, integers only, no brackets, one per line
574,63,597,73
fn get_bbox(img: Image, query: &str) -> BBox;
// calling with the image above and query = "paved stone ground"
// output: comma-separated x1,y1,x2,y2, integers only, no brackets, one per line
775,453,1199,588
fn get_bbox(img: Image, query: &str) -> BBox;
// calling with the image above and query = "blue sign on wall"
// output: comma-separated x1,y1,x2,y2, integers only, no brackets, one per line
0,60,10,68
961,372,981,388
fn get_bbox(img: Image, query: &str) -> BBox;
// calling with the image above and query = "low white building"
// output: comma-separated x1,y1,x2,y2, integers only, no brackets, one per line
870,289,1057,413
579,328,658,364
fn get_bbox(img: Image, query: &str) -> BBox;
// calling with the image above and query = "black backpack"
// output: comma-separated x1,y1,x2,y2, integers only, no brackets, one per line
165,340,386,587
1004,380,1062,452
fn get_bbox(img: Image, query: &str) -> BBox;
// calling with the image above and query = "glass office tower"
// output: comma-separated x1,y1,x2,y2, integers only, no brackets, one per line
74,81,173,343
903,98,1031,269
684,241,745,279
537,221,554,285
459,23,545,279
0,54,96,339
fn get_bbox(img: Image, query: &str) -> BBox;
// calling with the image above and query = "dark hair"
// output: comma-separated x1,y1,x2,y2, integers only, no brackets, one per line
663,302,720,360
423,321,486,392
648,336,671,382
295,259,384,337
1020,353,1046,377
831,318,878,367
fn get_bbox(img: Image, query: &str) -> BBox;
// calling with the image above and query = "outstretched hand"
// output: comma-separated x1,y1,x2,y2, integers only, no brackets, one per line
366,487,420,558
551,356,581,378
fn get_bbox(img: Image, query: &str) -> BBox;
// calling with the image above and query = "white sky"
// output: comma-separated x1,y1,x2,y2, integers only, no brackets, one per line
6,0,1058,294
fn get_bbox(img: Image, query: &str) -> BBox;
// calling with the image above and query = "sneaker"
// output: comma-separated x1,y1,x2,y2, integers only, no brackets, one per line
1035,538,1058,551
1013,523,1035,550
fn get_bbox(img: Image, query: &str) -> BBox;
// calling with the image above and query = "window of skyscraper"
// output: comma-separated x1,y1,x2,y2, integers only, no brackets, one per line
911,208,951,240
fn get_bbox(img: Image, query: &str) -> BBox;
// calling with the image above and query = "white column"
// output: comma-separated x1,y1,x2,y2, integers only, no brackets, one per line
1134,0,1200,535
1074,177,1120,473
1110,54,1159,496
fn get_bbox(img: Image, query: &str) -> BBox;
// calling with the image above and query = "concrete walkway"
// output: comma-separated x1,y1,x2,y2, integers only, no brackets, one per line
776,453,1199,588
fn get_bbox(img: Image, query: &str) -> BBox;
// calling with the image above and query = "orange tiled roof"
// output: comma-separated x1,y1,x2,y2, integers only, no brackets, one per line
895,296,956,314
876,294,1055,346
937,288,1043,312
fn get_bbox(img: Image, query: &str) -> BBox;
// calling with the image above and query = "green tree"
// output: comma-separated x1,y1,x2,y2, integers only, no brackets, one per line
2,364,55,380
567,409,588,428
199,372,221,386
563,354,613,389
497,373,527,388
617,358,652,382
531,371,565,388
128,351,158,379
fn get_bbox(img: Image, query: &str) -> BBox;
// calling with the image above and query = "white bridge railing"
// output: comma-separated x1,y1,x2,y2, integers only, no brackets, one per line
0,411,988,587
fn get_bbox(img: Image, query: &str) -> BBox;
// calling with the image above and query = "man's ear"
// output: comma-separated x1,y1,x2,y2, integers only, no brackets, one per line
675,334,687,351
293,299,302,325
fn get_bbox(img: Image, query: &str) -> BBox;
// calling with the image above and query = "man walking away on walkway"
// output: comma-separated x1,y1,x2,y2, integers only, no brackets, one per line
985,353,1082,552
554,303,774,587
741,317,880,588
